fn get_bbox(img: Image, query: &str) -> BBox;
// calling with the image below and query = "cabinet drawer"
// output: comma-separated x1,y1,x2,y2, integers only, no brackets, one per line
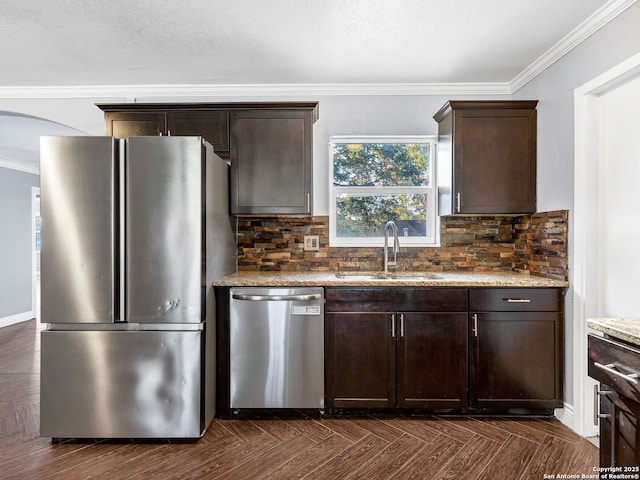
469,288,561,312
325,288,467,312
588,334,640,401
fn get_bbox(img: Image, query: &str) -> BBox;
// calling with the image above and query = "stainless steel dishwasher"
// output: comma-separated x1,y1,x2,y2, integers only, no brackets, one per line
229,287,325,410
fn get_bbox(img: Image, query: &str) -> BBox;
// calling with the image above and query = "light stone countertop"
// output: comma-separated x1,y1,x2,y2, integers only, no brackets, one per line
212,271,569,288
587,317,640,347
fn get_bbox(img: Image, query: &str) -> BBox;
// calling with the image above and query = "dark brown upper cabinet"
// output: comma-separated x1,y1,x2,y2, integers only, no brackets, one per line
433,100,537,215
104,111,166,139
98,103,318,215
166,110,229,153
99,105,229,153
229,109,314,215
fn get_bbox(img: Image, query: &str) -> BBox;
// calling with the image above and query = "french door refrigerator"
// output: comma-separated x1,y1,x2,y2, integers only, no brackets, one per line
39,135,235,439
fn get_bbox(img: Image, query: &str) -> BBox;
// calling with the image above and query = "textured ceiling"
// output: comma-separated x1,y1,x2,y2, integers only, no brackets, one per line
0,0,609,87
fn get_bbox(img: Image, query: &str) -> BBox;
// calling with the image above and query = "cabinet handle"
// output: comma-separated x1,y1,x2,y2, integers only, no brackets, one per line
594,385,599,426
306,193,310,213
391,314,396,338
232,293,321,301
400,314,404,338
504,298,531,303
472,314,478,337
595,385,602,426
594,362,639,384
595,386,613,425
456,193,461,213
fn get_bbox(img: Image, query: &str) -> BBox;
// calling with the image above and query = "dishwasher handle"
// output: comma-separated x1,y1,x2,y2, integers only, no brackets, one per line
231,293,322,302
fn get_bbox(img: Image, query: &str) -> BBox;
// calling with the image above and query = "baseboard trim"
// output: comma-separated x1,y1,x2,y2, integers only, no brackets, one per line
0,311,35,328
555,403,575,431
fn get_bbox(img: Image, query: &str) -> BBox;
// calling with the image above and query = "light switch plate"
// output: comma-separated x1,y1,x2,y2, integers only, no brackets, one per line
304,235,319,251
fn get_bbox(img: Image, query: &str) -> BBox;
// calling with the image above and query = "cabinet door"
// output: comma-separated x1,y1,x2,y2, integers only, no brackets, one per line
167,110,229,153
326,312,396,408
599,386,614,467
470,311,562,409
230,110,313,214
104,112,166,139
599,387,640,468
454,108,536,214
397,312,468,409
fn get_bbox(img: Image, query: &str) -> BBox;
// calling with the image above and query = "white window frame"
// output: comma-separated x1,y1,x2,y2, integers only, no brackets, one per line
329,135,438,247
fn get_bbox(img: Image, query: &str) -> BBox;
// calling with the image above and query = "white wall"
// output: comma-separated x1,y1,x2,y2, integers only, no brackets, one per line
516,2,640,211
0,98,106,136
598,75,640,316
0,167,39,323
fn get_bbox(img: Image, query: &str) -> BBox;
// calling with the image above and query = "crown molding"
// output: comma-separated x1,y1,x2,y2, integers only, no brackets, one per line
510,0,638,92
0,159,39,175
0,82,513,99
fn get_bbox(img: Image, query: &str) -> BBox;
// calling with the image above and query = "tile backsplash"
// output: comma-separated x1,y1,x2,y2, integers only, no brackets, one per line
236,210,568,280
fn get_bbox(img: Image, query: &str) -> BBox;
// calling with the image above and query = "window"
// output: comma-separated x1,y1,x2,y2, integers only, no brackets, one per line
329,136,437,247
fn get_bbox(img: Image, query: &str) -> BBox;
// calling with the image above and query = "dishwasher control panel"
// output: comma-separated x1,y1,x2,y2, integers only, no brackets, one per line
292,305,321,315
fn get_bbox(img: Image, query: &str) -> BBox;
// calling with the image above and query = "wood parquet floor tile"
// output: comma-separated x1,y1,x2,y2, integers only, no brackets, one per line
1,319,599,479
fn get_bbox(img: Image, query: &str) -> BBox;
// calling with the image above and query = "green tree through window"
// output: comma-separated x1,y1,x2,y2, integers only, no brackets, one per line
333,143,429,187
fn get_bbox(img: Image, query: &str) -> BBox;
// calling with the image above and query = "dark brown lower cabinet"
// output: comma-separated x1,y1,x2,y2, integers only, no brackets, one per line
470,311,563,409
598,386,640,468
588,334,640,468
469,288,564,410
398,313,468,409
325,288,468,410
326,312,396,408
218,285,564,416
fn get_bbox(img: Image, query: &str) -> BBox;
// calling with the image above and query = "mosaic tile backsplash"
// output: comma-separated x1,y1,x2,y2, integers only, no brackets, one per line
236,210,568,280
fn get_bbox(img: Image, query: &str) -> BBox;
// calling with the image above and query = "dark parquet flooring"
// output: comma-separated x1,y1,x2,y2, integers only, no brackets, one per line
1,319,599,479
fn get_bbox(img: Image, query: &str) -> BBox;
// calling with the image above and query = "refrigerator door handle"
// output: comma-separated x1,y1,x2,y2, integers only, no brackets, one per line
118,138,126,322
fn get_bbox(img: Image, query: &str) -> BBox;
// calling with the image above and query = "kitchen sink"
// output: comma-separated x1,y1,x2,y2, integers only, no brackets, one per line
392,273,444,280
334,274,388,280
335,272,444,280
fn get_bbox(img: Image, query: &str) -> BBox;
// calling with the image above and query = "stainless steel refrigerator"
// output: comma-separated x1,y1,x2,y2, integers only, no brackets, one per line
39,135,235,439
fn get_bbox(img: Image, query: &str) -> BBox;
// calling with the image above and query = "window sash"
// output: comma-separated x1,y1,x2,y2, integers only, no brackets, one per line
329,137,437,247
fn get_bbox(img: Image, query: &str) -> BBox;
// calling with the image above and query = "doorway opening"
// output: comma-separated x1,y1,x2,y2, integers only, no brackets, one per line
573,51,640,437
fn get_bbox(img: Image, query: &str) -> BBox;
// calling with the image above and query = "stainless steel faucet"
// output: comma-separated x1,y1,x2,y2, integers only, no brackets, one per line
383,221,400,273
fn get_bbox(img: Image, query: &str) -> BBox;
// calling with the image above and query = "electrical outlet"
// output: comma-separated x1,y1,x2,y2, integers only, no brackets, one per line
304,235,319,251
